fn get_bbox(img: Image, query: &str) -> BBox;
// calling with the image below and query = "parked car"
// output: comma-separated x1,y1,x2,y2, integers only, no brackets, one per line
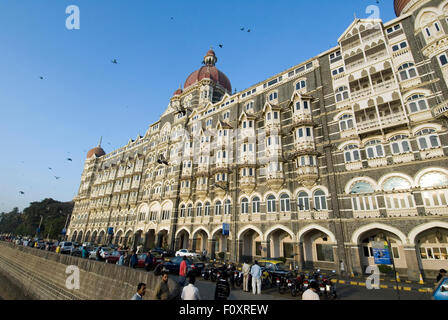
155,256,205,276
433,277,448,300
175,249,200,258
88,247,99,259
59,241,74,254
151,248,175,257
99,247,113,259
105,250,126,264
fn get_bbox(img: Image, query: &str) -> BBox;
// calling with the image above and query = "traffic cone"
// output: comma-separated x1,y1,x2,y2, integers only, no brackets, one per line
419,273,424,285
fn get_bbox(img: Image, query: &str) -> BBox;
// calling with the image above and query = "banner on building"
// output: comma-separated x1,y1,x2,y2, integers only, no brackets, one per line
222,223,230,236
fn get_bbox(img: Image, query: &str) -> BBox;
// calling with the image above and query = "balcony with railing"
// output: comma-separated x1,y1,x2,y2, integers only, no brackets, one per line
367,157,388,168
294,140,315,153
345,161,363,171
350,87,372,101
393,152,414,164
292,112,313,126
381,112,407,129
420,148,445,160
353,210,381,219
432,101,448,119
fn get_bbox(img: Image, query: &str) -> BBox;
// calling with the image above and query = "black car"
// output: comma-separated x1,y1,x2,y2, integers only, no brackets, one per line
151,248,175,257
155,256,205,276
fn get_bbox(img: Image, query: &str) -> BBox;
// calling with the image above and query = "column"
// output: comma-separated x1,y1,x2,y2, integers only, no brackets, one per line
260,241,269,258
191,238,198,252
208,239,216,260
232,239,243,263
348,243,363,276
294,242,305,270
403,245,421,281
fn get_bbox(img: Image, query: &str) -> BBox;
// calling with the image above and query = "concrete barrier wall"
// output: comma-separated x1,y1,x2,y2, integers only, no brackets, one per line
0,242,180,300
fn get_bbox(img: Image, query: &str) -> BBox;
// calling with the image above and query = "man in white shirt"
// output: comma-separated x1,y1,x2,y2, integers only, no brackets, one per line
242,260,251,292
130,283,146,300
302,281,320,300
250,261,262,295
181,276,201,300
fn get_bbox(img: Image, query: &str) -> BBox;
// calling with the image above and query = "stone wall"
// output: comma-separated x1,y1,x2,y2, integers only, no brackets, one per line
0,242,180,300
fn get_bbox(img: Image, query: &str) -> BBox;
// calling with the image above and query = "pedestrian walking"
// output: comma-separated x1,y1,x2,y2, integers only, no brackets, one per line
154,271,170,300
130,283,146,300
202,249,207,262
96,246,103,261
181,275,201,300
81,245,88,259
214,272,230,300
250,260,262,295
179,256,188,286
144,252,154,271
302,281,320,300
117,251,125,265
242,260,251,292
436,269,447,283
130,250,138,268
339,260,346,278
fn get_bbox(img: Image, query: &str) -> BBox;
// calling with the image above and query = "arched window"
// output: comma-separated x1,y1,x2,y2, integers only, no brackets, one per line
187,204,193,217
313,190,327,211
339,114,354,131
335,86,349,102
419,172,448,207
407,94,428,113
350,181,377,211
204,202,210,216
252,196,261,213
298,192,310,211
241,198,249,214
267,195,276,213
416,129,441,150
196,203,203,216
382,177,414,209
398,63,417,81
389,135,411,154
180,204,186,218
280,194,291,212
215,201,222,216
344,144,361,162
365,140,384,159
224,199,231,215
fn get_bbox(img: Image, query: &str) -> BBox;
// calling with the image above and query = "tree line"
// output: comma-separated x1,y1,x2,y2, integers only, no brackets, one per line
0,198,74,240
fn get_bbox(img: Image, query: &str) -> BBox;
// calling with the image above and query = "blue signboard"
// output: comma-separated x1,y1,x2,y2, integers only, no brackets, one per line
107,227,114,235
372,241,392,265
36,227,41,233
61,228,66,235
222,223,230,236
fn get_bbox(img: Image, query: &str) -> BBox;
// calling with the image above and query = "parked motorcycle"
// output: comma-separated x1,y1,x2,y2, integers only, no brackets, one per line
275,274,289,294
320,270,337,299
289,272,306,297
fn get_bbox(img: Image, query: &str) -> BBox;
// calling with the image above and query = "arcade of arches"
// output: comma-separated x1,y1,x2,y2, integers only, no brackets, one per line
70,222,448,280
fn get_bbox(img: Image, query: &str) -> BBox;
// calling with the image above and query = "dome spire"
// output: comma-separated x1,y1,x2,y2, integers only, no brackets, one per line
204,48,217,66
98,136,102,148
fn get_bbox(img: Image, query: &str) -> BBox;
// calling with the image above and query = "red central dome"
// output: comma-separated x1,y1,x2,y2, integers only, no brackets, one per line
184,49,232,93
394,0,411,16
87,147,106,159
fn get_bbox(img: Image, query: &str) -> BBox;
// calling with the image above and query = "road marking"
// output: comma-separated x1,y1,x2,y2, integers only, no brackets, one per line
339,280,345,284
380,285,388,289
404,287,411,291
350,281,358,285
358,282,366,286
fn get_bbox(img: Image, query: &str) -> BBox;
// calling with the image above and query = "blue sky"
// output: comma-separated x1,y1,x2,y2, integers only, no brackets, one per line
0,0,396,212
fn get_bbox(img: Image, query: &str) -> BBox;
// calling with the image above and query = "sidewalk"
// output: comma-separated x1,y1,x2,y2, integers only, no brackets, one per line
300,268,436,293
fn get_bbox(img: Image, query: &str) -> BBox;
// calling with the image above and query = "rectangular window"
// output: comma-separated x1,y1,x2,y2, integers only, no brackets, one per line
439,54,448,66
316,244,334,262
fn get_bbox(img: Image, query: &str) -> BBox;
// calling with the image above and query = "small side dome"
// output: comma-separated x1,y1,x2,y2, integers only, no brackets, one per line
173,88,183,96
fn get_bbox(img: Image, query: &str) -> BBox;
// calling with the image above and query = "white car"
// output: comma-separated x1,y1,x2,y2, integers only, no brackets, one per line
175,249,200,258
59,241,74,254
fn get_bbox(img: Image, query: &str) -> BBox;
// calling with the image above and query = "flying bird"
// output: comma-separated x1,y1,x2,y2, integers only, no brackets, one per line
48,167,52,170
54,176,61,180
111,59,118,64
67,158,72,162
218,44,223,48
19,191,24,195
240,27,244,31
247,29,251,32
39,76,44,80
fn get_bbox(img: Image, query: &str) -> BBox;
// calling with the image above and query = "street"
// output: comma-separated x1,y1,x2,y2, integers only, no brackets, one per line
171,275,432,300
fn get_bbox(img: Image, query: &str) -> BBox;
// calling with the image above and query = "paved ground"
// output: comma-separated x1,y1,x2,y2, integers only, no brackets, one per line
173,275,432,300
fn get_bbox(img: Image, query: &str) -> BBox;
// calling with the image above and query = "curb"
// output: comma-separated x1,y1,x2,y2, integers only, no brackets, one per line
331,279,433,292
